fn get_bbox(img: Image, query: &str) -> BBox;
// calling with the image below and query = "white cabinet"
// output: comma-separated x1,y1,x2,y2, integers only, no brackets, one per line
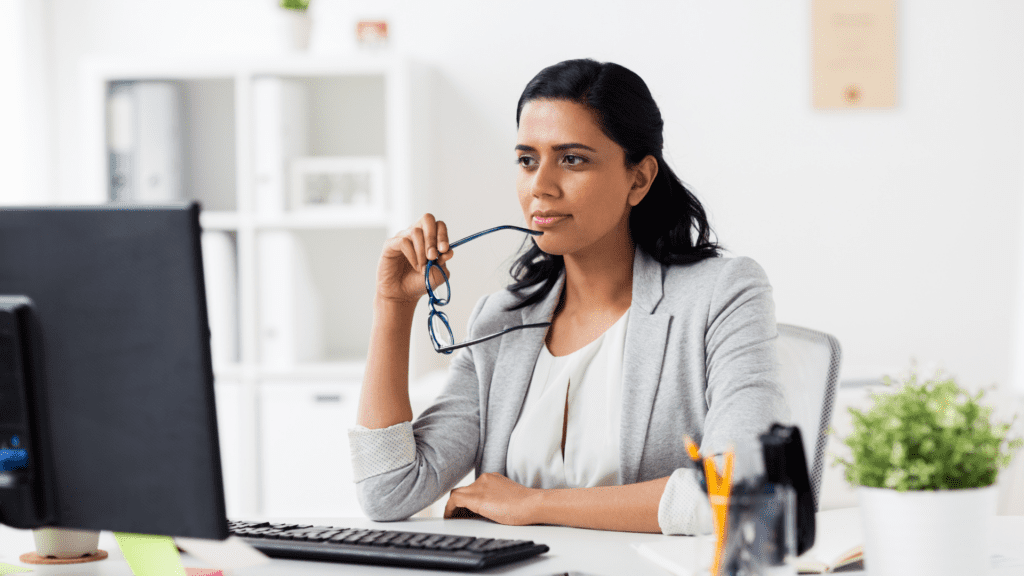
80,56,426,518
259,380,362,518
213,379,244,518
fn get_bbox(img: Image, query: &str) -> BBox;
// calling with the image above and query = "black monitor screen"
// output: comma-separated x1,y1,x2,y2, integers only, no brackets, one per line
0,203,228,539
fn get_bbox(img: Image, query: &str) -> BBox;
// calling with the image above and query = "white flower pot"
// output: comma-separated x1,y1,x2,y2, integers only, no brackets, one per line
280,10,312,51
858,485,996,576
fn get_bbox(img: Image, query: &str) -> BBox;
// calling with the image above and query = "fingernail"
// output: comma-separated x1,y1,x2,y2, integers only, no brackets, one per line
439,242,449,253
428,247,438,260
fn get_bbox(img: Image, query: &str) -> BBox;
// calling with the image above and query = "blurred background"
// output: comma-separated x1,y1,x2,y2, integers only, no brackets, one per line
2,0,1023,519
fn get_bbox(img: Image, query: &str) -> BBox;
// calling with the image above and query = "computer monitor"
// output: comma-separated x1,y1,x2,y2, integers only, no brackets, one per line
0,203,228,539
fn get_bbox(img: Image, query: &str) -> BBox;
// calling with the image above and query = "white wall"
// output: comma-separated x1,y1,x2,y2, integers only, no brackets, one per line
0,0,55,205
38,0,1024,390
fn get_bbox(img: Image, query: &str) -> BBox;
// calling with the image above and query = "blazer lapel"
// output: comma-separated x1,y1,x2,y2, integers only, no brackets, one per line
620,250,671,484
485,275,565,476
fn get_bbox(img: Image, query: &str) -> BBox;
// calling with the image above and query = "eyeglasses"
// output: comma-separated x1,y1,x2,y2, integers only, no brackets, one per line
426,225,552,355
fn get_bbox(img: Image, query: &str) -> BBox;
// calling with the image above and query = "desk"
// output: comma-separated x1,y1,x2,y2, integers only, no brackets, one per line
803,509,1024,576
2,510,1023,575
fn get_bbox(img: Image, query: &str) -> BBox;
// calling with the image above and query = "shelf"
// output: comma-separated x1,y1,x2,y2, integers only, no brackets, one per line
201,211,391,231
83,56,416,519
83,54,400,82
212,363,244,381
253,211,389,229
251,56,398,77
200,211,241,230
257,360,367,381
216,361,368,381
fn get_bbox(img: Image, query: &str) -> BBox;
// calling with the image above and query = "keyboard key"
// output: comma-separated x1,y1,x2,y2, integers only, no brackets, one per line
466,538,494,551
484,539,524,551
389,532,413,547
434,536,459,549
231,521,268,530
328,530,357,542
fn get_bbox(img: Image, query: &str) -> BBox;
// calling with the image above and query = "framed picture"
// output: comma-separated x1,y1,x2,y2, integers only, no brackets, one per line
290,156,385,215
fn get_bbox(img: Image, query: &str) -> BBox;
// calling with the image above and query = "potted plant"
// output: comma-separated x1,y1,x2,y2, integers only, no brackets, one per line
835,372,1021,576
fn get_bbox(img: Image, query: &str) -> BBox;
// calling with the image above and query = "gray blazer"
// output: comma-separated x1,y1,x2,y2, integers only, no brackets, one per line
350,249,787,526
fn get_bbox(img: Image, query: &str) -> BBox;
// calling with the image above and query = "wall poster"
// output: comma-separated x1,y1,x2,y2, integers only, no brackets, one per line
813,0,898,109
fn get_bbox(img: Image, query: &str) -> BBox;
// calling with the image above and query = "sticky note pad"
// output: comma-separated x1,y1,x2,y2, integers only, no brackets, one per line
115,533,186,576
0,564,31,575
175,536,268,570
184,569,222,576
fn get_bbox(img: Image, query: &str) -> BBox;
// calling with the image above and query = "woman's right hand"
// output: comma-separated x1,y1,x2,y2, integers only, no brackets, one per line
376,213,454,305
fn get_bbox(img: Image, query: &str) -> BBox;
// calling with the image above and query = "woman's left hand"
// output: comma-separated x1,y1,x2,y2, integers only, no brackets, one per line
443,473,541,526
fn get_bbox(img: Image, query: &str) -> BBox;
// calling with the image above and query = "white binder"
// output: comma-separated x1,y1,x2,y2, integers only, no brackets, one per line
257,231,324,364
253,78,308,213
201,231,239,364
106,82,184,203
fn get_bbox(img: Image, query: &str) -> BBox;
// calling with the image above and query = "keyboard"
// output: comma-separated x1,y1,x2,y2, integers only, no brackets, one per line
228,520,550,571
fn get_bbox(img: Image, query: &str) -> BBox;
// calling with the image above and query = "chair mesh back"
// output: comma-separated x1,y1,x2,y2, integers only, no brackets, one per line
776,324,841,510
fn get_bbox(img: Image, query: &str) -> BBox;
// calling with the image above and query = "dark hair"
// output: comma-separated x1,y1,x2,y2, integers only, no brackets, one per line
507,58,721,310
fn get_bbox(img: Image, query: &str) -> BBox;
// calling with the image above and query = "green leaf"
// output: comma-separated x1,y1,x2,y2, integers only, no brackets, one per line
832,371,1021,491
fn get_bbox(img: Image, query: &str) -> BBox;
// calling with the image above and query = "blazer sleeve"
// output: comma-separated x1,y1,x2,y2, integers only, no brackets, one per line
348,296,489,521
658,256,789,535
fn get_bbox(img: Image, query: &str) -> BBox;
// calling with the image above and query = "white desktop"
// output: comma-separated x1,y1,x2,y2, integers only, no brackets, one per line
3,509,1024,575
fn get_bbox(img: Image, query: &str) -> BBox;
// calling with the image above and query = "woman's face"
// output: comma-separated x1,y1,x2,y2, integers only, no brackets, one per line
516,99,648,258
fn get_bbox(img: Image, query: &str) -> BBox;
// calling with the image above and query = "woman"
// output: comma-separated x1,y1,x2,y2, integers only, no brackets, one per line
350,59,787,535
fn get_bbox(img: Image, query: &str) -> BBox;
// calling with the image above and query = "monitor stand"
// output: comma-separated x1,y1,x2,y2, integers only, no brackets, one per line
19,527,107,564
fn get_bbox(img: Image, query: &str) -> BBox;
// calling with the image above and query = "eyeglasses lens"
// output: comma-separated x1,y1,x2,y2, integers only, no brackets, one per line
426,262,451,304
429,313,455,348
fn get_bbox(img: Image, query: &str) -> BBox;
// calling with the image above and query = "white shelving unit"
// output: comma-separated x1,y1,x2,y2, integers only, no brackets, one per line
78,56,426,519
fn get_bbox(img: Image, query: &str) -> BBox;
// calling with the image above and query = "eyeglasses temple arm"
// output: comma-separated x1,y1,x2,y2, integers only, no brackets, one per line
446,225,542,251
435,322,552,354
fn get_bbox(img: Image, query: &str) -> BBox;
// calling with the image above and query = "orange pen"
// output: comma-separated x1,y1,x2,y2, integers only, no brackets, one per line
684,436,702,462
683,436,733,576
683,436,708,489
703,450,734,576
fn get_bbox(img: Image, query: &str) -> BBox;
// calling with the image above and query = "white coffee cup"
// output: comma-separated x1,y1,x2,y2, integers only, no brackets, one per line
32,527,100,558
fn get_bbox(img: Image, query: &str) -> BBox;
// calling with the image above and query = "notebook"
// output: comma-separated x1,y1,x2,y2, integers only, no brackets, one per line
795,544,864,573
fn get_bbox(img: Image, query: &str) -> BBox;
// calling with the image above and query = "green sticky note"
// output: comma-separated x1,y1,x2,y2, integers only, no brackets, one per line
0,563,31,575
115,533,186,576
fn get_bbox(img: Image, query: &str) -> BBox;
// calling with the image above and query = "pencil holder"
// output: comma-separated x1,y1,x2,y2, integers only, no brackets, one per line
695,486,797,576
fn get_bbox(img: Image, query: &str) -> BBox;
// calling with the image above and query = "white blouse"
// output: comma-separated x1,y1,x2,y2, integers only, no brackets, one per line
505,308,630,489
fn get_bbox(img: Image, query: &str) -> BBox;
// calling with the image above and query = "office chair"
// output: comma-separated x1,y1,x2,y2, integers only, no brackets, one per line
776,323,842,510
